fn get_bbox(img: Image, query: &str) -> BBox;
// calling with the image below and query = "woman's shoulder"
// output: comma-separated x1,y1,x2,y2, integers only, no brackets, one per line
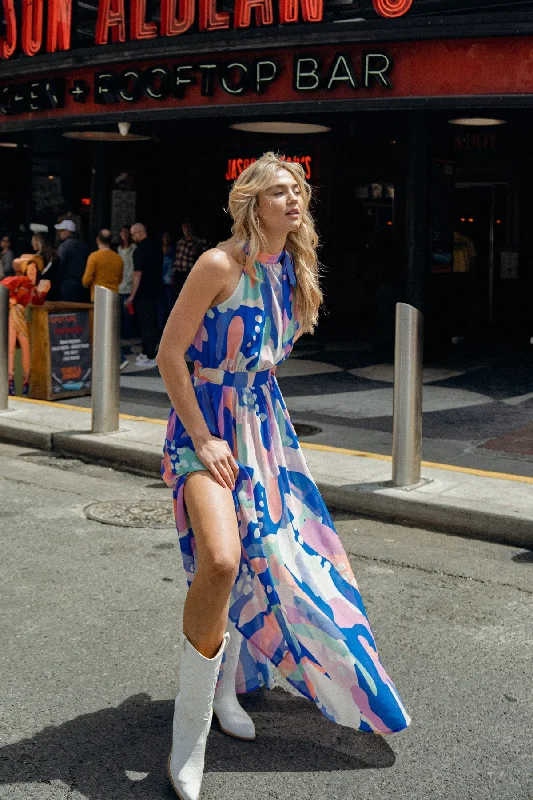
195,242,243,273
187,244,243,298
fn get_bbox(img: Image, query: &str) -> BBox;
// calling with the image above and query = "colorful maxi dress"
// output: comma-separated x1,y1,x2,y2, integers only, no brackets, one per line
162,251,410,734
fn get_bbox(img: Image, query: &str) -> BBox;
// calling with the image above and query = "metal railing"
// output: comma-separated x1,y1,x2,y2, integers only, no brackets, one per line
0,284,8,411
91,285,120,434
392,303,424,488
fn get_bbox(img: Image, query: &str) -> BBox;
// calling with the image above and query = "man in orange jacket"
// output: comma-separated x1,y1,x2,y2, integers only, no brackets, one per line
82,229,123,301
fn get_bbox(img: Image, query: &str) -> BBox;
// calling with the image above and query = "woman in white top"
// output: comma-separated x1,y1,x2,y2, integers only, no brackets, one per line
118,225,136,340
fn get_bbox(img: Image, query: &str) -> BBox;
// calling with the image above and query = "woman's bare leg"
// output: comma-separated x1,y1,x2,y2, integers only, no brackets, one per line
19,334,30,382
182,470,241,659
7,317,16,378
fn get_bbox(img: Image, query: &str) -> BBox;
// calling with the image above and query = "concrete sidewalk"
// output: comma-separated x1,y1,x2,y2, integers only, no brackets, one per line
1,396,532,548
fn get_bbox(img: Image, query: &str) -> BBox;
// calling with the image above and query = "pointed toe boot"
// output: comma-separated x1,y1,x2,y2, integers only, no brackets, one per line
168,632,229,800
212,624,256,741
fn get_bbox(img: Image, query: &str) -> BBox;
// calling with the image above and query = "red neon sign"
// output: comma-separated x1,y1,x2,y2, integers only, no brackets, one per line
46,0,72,53
95,0,126,44
0,0,17,58
234,0,273,28
130,0,158,40
225,155,312,181
198,0,230,31
22,0,44,56
372,0,413,18
0,0,419,60
160,0,194,36
279,0,322,24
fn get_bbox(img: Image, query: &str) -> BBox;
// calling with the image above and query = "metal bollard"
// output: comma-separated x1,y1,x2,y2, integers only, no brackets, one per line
91,285,120,434
0,285,8,411
392,303,424,488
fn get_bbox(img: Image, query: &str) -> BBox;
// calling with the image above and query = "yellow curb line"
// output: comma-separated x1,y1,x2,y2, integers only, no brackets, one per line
10,395,167,425
9,397,533,485
13,396,92,412
299,442,533,485
300,441,392,461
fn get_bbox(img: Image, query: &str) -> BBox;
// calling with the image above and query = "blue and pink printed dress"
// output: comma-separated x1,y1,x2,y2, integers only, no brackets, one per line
162,250,410,734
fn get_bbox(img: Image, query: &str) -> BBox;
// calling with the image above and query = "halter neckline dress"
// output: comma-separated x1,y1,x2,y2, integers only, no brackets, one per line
162,249,410,734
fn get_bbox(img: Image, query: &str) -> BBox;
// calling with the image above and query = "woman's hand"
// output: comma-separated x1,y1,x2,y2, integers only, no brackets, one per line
194,435,239,490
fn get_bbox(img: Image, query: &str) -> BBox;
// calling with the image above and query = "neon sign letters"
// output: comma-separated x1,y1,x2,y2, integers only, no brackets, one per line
0,0,414,59
0,52,394,115
225,156,312,181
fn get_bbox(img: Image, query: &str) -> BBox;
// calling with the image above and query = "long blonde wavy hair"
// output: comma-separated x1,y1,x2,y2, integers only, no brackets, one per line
227,152,322,334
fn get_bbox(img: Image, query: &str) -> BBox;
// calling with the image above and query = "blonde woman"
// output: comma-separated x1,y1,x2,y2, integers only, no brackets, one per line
157,153,410,800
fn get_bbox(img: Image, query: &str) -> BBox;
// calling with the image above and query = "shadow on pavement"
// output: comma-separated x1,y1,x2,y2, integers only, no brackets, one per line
512,550,533,563
0,690,395,798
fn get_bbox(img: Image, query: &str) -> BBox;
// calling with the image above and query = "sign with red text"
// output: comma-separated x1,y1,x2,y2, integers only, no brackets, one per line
4,36,533,123
49,311,92,395
2,0,528,62
225,155,313,181
0,48,394,117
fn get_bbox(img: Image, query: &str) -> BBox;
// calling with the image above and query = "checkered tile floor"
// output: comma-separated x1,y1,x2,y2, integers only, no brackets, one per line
72,340,533,477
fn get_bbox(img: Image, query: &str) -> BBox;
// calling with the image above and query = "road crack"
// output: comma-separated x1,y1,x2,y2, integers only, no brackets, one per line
347,550,533,595
0,473,88,498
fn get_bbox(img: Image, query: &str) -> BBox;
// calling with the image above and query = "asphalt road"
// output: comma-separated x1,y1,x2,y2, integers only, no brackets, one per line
1,441,532,800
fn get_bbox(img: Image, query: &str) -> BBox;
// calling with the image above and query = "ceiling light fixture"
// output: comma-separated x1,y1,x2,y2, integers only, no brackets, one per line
230,122,331,135
448,117,507,127
63,131,151,142
0,142,24,148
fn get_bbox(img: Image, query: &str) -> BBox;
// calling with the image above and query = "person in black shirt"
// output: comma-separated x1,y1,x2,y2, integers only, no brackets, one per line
54,219,90,302
0,234,14,278
126,223,162,367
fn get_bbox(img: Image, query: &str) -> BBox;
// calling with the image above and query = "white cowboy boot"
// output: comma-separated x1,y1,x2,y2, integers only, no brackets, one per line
212,624,256,741
168,632,229,800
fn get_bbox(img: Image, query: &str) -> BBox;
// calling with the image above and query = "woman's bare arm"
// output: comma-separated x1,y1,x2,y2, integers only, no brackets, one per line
156,249,240,490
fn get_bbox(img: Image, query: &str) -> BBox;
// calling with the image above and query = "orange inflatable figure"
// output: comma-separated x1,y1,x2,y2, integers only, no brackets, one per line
1,256,51,396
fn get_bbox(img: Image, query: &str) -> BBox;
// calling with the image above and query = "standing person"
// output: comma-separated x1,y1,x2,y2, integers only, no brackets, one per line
171,219,209,299
118,225,136,341
0,234,14,278
158,231,176,329
55,219,89,302
12,230,49,275
39,235,61,302
125,223,162,369
83,228,126,369
82,229,124,301
157,153,410,800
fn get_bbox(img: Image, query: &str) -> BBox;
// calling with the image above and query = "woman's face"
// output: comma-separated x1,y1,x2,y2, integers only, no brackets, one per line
27,263,37,284
256,168,304,236
31,236,39,251
120,228,129,244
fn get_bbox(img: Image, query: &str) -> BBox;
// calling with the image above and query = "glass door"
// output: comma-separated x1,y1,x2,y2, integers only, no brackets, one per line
453,182,508,336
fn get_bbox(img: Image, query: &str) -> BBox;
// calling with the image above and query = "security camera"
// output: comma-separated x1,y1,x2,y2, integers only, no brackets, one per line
118,122,131,137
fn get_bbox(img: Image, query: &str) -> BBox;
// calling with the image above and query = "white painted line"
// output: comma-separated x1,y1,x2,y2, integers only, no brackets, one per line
287,386,492,418
349,364,467,384
121,376,168,393
276,359,344,378
502,392,533,406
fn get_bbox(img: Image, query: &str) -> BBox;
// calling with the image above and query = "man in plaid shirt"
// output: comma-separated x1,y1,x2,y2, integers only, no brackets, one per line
172,219,209,295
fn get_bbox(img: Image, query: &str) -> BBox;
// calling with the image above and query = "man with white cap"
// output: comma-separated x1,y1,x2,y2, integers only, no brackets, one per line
55,219,89,302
